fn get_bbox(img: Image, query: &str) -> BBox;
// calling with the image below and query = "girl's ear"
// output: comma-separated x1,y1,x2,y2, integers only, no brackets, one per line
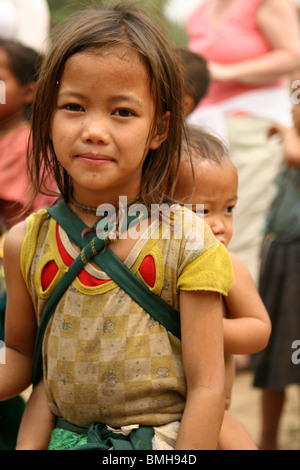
22,82,36,106
149,111,170,149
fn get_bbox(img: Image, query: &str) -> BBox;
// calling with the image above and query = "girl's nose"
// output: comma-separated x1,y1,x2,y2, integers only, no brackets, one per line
81,115,110,144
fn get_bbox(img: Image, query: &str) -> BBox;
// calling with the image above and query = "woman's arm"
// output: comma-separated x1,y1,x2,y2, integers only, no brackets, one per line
176,290,225,450
223,253,271,355
269,123,300,167
0,222,37,400
16,380,56,450
210,0,300,84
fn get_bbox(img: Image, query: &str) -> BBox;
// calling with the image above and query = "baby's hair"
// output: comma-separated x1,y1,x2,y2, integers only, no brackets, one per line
28,2,185,207
0,38,42,120
183,125,228,165
175,47,210,109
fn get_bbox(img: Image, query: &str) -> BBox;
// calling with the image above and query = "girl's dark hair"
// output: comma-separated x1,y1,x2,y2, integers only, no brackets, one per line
29,2,185,207
0,38,42,120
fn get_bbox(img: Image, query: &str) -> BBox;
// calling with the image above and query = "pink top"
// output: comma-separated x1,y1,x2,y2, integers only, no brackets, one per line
0,125,55,211
187,0,284,106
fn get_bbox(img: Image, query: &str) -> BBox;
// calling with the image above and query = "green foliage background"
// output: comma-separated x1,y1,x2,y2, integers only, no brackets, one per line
47,0,188,46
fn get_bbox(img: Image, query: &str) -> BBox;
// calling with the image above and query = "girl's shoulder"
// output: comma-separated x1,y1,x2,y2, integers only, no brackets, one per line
19,209,50,282
4,206,48,257
170,204,218,251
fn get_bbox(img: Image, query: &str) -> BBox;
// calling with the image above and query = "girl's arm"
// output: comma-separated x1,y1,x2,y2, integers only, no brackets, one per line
210,0,300,84
223,253,271,355
0,222,37,400
176,290,225,450
16,380,56,450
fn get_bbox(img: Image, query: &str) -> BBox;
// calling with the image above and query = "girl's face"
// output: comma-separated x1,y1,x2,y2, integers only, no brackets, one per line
51,46,168,205
0,48,30,131
175,157,238,246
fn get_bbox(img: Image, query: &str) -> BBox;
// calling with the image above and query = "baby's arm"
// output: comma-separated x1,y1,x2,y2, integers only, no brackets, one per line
218,411,258,450
0,222,36,400
16,380,56,450
176,290,225,450
223,252,271,355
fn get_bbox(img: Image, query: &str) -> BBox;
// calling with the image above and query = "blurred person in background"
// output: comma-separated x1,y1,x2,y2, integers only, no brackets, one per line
185,0,300,288
0,0,50,52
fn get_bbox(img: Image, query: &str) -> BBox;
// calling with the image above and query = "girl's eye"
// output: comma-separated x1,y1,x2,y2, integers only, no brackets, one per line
114,109,135,117
64,103,84,112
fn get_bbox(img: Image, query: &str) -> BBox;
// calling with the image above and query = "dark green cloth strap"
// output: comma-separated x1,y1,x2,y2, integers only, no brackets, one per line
33,200,180,386
48,200,181,338
50,418,154,450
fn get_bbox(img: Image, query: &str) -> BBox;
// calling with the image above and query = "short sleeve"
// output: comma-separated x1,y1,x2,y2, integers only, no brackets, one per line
177,242,233,296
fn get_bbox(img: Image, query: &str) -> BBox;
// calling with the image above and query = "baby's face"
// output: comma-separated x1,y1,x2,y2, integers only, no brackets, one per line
175,157,238,247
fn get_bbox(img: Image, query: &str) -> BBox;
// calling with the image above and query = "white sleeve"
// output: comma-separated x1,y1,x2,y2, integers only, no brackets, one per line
0,0,18,39
12,0,51,52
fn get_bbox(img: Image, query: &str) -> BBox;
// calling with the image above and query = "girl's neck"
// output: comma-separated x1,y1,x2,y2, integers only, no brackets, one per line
69,192,141,228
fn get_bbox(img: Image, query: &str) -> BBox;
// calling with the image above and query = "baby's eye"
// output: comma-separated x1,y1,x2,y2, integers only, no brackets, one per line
113,109,135,117
64,103,84,112
195,208,209,215
224,206,235,214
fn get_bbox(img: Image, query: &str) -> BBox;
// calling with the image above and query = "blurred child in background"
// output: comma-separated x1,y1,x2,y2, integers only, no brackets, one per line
0,38,55,450
252,74,300,450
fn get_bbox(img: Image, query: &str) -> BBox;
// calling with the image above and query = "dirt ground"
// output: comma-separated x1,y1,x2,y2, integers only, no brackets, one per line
230,370,300,450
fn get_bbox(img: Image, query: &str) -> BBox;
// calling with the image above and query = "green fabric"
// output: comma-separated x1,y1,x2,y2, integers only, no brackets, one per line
0,282,6,341
0,396,25,450
48,419,154,450
33,199,181,386
48,429,88,450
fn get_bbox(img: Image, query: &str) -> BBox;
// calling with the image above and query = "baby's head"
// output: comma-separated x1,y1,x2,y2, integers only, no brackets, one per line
175,126,238,246
175,47,210,116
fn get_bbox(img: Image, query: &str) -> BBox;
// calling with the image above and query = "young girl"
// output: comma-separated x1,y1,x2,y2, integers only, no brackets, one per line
1,4,233,450
174,126,271,449
0,38,53,450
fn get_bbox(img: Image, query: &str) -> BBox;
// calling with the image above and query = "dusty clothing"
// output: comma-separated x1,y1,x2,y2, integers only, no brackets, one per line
21,206,233,428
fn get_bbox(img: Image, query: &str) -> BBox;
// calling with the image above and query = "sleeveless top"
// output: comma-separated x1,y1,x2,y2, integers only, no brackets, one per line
187,0,285,106
21,205,233,428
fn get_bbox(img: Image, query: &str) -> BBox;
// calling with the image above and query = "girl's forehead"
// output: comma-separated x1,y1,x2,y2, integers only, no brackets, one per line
66,45,144,69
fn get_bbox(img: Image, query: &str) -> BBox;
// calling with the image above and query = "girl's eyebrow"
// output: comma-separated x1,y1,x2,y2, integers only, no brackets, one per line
110,94,143,109
57,91,86,100
58,90,143,109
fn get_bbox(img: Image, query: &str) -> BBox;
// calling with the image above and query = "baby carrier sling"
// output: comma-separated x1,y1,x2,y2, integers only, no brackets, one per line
33,199,181,386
